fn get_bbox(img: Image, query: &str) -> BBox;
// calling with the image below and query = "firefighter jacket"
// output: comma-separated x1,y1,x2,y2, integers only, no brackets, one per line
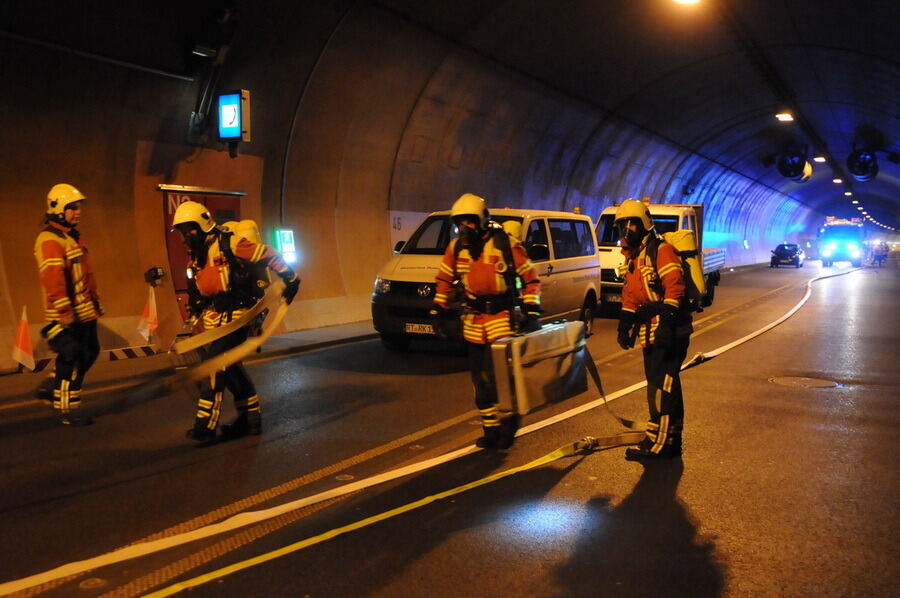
34,221,102,338
189,231,298,330
433,230,540,344
621,235,691,347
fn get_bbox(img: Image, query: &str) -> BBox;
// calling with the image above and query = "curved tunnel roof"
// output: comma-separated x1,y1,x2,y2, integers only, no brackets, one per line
382,0,899,229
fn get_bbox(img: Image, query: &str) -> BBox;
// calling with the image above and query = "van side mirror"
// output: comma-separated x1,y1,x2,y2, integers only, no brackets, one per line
527,243,550,262
393,241,405,253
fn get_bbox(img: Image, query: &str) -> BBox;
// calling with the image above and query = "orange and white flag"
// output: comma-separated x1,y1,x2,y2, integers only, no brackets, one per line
138,286,158,342
12,306,35,371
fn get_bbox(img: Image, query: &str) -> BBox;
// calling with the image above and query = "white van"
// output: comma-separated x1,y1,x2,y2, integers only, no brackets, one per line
372,208,601,350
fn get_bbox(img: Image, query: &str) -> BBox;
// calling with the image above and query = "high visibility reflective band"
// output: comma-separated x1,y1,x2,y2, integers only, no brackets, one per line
144,440,593,598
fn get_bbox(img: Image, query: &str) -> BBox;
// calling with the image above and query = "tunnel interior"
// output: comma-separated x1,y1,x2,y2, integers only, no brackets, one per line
0,0,897,366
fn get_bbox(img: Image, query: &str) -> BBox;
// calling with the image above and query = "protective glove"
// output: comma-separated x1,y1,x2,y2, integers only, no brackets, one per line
653,303,678,348
429,305,451,341
47,328,82,361
283,275,300,304
520,306,542,333
617,310,637,350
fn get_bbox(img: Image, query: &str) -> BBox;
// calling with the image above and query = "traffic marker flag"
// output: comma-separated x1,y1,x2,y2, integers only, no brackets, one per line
138,286,158,342
12,306,35,371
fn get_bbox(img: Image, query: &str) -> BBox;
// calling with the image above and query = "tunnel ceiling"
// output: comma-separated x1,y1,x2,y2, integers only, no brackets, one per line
379,0,900,229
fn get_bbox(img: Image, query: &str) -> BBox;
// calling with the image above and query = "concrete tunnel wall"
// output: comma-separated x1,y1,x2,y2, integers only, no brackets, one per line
0,1,815,370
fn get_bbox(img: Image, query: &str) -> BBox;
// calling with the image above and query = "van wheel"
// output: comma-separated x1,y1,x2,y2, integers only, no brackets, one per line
580,296,597,336
380,334,411,352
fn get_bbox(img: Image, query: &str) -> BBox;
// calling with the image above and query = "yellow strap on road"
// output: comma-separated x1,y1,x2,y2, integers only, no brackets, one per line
145,439,597,597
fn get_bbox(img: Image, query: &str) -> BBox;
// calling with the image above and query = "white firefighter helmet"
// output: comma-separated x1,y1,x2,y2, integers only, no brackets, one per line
46,183,86,216
450,193,489,228
614,198,654,231
172,200,216,233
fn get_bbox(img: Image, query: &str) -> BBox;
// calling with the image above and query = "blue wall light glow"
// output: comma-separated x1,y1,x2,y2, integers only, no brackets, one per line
217,93,242,139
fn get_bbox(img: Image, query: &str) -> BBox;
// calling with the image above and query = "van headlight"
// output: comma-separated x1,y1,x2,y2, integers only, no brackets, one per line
373,276,392,294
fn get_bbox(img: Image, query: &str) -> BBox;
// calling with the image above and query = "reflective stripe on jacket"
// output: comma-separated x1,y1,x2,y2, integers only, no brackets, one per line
191,232,298,330
34,222,101,327
433,231,540,345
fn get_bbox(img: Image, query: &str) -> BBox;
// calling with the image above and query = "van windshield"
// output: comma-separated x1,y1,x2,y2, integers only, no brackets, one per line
596,212,681,246
401,215,523,255
596,214,619,246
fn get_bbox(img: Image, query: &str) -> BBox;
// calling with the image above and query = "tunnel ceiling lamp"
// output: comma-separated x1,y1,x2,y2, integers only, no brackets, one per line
851,200,859,204
832,178,843,184
672,0,701,4
776,153,812,182
857,206,864,210
844,191,853,196
775,112,794,122
813,156,826,163
847,149,879,182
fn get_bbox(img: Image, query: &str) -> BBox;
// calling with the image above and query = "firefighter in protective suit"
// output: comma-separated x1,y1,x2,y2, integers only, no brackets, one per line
615,199,692,460
172,201,300,446
430,194,541,449
34,184,103,426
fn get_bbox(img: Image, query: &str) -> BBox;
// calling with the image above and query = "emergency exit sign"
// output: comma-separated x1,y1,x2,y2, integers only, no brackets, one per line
275,229,297,263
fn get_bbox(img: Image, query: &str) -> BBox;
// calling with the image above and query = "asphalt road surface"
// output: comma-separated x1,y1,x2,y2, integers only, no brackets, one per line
0,261,897,597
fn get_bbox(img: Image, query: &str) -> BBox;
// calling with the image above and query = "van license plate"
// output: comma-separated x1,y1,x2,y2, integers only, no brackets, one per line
602,294,622,303
405,323,434,334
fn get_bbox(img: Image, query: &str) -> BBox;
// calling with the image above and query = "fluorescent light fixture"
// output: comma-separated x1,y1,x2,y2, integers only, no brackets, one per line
857,206,864,210
775,112,794,122
832,178,843,184
813,156,826,163
851,200,859,204
844,191,853,196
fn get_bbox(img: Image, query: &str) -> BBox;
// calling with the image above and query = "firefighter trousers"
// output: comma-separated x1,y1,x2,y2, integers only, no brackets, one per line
467,340,505,428
193,327,260,432
640,334,690,453
52,320,100,415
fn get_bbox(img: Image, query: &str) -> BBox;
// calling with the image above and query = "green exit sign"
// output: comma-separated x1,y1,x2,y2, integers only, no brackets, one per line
274,229,297,263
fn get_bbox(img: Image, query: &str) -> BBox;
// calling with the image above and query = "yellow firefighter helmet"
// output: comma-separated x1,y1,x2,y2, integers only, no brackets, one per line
46,183,86,215
501,220,522,241
614,198,654,231
172,200,216,233
450,193,490,228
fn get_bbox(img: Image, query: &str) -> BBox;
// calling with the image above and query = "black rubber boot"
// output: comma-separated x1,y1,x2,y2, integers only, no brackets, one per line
59,414,93,427
186,426,217,447
221,412,262,440
496,414,520,450
624,439,681,461
475,426,501,449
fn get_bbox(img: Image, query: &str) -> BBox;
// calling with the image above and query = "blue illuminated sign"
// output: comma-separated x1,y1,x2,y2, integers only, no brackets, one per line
217,93,242,140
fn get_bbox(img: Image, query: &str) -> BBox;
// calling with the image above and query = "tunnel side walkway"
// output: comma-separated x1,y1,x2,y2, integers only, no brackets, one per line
0,320,379,406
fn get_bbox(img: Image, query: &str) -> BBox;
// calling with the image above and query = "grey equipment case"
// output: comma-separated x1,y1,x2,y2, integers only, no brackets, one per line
491,320,588,415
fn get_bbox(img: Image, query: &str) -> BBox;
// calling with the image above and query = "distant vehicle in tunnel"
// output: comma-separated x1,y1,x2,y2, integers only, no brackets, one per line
595,201,725,312
818,217,864,267
372,208,601,351
770,243,805,268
